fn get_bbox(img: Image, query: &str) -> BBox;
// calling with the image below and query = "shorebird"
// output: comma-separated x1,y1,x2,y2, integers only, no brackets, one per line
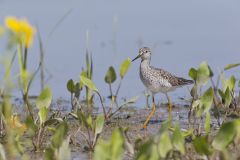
132,47,193,129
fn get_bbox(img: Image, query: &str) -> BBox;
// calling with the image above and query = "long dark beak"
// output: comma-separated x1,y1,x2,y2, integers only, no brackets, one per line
132,54,141,62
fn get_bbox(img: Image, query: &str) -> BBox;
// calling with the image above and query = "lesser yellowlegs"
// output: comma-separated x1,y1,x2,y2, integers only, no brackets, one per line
132,47,194,128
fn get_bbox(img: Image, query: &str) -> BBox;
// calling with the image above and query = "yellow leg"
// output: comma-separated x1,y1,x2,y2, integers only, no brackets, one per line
143,96,156,129
165,93,172,118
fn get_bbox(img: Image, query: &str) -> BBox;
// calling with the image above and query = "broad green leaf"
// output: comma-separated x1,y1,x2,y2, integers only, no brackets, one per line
196,62,211,85
229,76,236,91
212,121,236,150
193,136,212,155
224,87,232,108
25,115,37,132
94,129,124,160
172,124,185,154
188,68,197,81
55,137,71,160
135,140,159,160
95,114,104,136
204,112,211,133
159,131,172,158
39,107,48,124
120,58,131,79
221,75,236,92
44,148,54,160
80,75,98,92
52,122,68,148
200,87,214,113
104,66,117,84
36,86,52,109
224,63,240,71
76,110,92,128
66,79,75,93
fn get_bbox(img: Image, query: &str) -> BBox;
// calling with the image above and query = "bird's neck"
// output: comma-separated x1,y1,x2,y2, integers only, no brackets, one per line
140,59,150,69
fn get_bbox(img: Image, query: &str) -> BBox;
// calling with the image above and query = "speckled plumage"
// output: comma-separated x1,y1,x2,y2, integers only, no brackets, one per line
132,47,193,128
135,47,193,94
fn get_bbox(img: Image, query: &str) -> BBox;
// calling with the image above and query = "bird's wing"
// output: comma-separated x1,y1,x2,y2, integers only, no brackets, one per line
150,66,193,86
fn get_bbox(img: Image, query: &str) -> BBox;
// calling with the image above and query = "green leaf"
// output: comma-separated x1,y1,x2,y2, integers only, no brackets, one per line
224,63,240,71
95,114,104,136
200,87,214,113
224,87,232,108
104,66,117,84
36,86,52,109
196,62,211,85
80,75,98,92
135,140,159,160
39,107,48,124
52,122,68,148
76,110,92,128
204,112,211,133
193,136,212,155
120,58,131,79
25,115,38,132
55,137,71,160
212,121,236,150
44,148,54,160
159,131,172,158
94,129,124,160
172,124,185,154
188,68,197,81
66,79,76,93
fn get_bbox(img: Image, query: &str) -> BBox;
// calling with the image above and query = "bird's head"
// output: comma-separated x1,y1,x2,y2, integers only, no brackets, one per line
132,47,151,62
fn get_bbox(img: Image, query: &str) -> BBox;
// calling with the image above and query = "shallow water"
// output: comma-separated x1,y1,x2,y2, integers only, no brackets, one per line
0,0,239,106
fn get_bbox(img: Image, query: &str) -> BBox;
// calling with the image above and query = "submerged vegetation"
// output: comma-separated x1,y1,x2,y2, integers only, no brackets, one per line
0,16,240,160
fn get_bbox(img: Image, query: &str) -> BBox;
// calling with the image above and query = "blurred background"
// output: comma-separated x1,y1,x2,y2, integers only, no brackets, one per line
0,0,239,106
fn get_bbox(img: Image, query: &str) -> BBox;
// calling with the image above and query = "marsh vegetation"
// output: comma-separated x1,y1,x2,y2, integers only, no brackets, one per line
0,16,240,160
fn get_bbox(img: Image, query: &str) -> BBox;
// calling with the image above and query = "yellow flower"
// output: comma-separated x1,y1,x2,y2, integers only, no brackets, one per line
5,16,36,48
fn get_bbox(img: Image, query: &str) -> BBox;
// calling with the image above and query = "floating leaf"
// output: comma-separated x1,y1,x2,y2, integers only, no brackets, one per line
159,131,172,158
104,66,117,84
66,79,75,93
193,136,212,155
120,58,131,79
172,124,185,154
212,121,236,150
36,86,52,109
80,75,98,92
224,63,240,71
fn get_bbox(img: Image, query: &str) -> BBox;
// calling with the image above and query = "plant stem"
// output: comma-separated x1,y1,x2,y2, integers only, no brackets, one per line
96,92,107,119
